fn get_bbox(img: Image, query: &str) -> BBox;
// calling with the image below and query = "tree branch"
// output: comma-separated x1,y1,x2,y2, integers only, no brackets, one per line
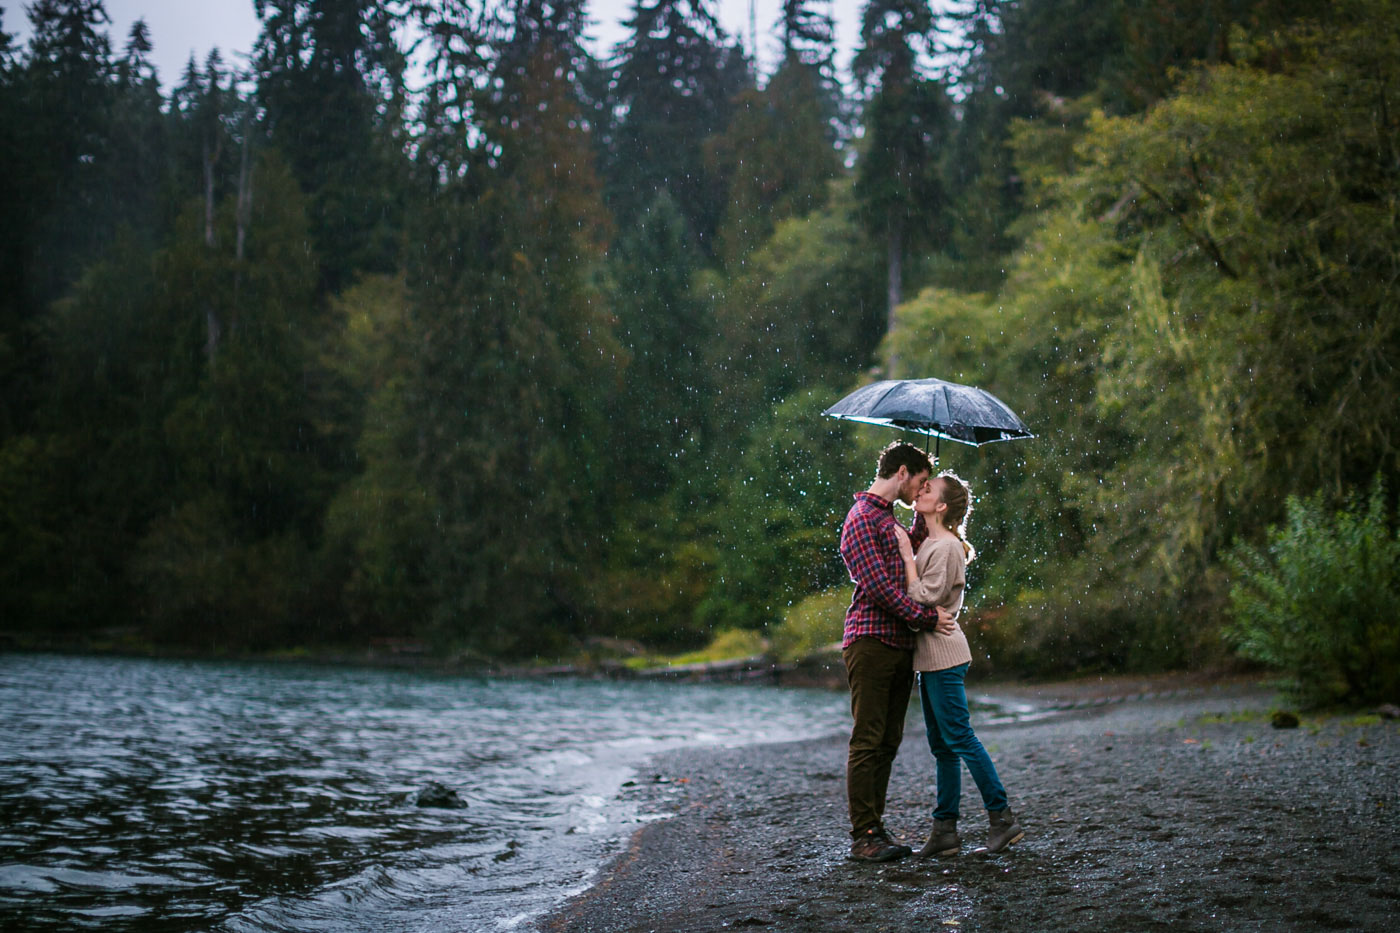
1133,175,1239,279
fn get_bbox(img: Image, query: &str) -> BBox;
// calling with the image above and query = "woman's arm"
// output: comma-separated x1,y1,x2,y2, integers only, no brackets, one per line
909,512,929,553
893,530,958,635
909,541,955,609
893,525,919,593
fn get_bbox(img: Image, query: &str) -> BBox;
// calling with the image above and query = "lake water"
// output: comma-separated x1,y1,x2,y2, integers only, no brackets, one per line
0,653,863,931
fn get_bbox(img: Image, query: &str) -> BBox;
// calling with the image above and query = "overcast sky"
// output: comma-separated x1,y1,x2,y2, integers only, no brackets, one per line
6,0,883,87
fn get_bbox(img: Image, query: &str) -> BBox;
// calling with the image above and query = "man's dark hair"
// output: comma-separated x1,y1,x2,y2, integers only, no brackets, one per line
875,441,933,479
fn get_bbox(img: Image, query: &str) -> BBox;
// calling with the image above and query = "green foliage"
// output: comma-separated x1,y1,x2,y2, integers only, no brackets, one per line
603,0,749,250
665,627,769,665
700,385,865,631
583,496,720,650
768,588,847,662
1225,477,1400,708
710,177,885,426
7,0,1397,675
0,435,74,628
708,58,840,267
133,497,316,651
12,234,177,631
605,192,709,502
318,275,437,638
885,1,1400,675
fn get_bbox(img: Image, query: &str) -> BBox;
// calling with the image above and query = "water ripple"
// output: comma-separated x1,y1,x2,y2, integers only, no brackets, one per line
0,654,854,931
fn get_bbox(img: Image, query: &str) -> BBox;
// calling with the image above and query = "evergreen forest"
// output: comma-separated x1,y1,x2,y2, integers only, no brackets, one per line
2,0,1397,678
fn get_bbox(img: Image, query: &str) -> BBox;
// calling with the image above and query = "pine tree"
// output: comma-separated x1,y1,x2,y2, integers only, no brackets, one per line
607,192,708,499
0,9,28,438
133,154,334,649
0,10,13,63
780,0,835,61
105,19,166,249
708,53,840,267
852,0,951,341
405,0,487,186
253,0,407,293
165,51,244,359
388,16,620,654
1,0,116,436
777,0,844,136
604,0,751,252
487,0,593,113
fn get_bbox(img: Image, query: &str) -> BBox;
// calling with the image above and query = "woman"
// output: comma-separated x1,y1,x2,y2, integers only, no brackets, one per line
894,471,1024,857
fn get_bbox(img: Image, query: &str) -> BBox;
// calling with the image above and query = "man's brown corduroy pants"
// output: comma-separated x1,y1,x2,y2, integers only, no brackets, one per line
843,636,915,838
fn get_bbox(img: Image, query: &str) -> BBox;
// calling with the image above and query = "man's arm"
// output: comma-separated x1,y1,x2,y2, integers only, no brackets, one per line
841,516,940,628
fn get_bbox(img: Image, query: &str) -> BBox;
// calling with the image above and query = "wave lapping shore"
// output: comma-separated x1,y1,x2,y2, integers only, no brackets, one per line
545,684,1400,932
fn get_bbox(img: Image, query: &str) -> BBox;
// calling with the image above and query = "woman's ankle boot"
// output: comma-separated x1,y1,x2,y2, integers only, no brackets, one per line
986,808,1024,853
917,819,960,857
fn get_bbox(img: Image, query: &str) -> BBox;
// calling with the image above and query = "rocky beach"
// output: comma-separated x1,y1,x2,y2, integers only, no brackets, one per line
544,676,1400,932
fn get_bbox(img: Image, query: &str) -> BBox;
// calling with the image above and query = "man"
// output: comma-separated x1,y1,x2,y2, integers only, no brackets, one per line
839,441,954,862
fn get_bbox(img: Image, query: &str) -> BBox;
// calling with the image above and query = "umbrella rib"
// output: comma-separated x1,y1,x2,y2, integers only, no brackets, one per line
866,381,905,413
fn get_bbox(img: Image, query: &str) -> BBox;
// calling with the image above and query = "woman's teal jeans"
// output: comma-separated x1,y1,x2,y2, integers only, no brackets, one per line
918,663,1008,820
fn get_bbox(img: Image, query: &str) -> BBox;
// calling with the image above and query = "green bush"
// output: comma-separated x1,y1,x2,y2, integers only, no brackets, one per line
661,628,770,666
1225,477,1400,708
768,589,849,663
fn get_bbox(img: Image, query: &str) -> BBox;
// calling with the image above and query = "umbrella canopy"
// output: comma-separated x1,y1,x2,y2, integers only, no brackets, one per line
822,377,1033,447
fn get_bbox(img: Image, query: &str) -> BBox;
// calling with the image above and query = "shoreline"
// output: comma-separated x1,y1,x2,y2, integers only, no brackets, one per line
542,683,1400,932
1,642,1265,695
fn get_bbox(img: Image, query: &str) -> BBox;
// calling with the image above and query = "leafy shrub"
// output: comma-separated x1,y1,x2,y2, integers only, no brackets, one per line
663,628,770,666
133,496,316,652
698,384,865,633
1225,477,1400,708
768,589,849,663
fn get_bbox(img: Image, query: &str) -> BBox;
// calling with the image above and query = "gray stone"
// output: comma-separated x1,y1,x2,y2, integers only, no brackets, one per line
414,781,466,808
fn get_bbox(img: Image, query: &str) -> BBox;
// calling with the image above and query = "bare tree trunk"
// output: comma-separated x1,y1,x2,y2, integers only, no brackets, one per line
235,118,252,263
885,213,903,373
202,134,224,362
232,114,254,334
202,137,221,249
205,306,222,361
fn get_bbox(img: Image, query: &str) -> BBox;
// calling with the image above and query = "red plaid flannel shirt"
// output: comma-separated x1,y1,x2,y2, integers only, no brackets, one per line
839,491,940,650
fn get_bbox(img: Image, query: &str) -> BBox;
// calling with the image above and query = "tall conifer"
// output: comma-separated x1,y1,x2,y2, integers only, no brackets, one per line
397,2,618,653
852,0,950,341
1,0,116,435
605,0,750,251
253,0,407,292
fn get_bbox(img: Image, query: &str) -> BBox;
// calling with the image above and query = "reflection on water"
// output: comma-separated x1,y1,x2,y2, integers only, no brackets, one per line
0,654,860,931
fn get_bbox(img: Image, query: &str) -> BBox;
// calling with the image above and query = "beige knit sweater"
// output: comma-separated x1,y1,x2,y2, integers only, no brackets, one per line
910,535,973,672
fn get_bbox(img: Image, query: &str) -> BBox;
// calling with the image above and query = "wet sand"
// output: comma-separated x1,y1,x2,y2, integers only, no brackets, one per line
544,678,1399,932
